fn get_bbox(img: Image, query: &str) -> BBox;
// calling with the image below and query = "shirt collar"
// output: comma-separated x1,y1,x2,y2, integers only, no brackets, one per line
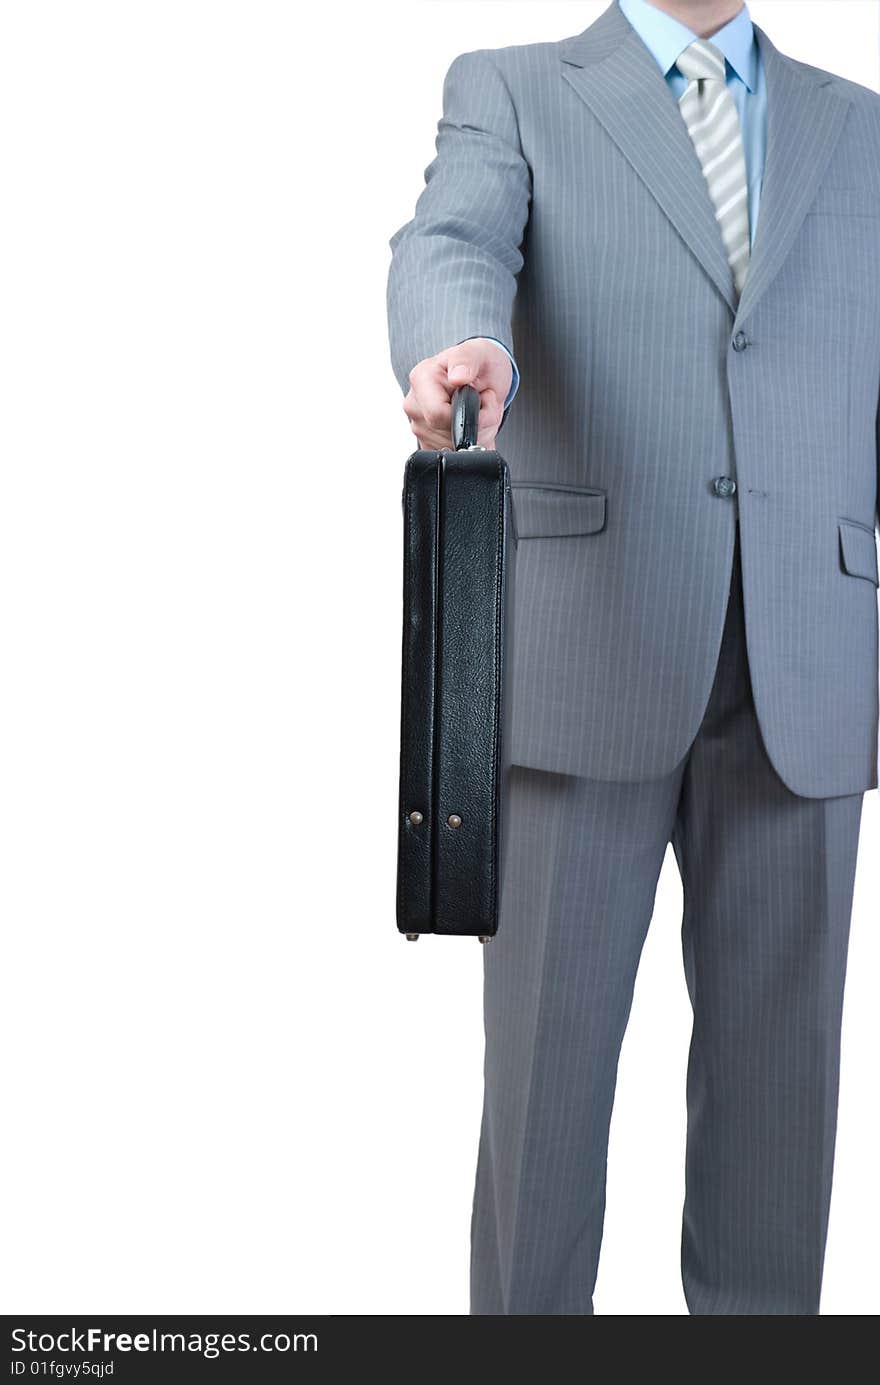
618,0,757,93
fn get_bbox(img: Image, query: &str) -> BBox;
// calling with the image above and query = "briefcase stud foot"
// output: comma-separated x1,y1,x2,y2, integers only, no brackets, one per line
478,936,492,944
408,810,424,826
405,933,420,942
447,813,462,829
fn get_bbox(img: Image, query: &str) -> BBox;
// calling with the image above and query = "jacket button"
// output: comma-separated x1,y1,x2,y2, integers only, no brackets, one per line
713,476,737,498
732,330,749,351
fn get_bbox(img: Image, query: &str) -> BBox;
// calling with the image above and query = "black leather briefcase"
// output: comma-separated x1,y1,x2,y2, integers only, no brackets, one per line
397,385,516,941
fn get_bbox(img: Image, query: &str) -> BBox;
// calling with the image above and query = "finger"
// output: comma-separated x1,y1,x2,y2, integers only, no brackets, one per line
408,416,451,453
441,344,479,391
440,340,511,398
403,387,431,428
476,388,503,448
410,368,453,435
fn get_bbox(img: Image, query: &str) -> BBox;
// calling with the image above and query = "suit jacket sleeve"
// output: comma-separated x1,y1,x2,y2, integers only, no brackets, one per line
387,49,532,394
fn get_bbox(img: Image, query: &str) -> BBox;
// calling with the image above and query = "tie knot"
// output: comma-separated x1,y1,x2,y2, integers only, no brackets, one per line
676,39,726,84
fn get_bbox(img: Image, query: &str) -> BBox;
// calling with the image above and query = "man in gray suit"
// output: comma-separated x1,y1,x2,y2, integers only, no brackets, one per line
387,0,880,1315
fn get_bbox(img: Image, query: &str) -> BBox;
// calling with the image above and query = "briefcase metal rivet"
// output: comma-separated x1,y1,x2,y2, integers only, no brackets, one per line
447,813,462,829
408,810,424,826
405,933,420,942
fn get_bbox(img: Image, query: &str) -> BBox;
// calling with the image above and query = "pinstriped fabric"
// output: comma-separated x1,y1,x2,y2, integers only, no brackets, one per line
471,539,863,1315
387,50,531,386
472,759,681,1315
386,1,880,797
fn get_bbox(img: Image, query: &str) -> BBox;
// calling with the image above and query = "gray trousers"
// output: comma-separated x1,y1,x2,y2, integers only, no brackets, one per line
471,536,864,1315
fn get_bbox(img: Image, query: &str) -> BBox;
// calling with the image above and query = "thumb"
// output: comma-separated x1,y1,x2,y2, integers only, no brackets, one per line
443,348,478,388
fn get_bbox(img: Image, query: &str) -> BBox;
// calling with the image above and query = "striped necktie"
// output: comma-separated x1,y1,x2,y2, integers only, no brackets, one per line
676,39,750,296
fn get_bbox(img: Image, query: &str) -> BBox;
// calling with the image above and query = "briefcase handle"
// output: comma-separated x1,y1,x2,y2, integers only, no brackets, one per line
451,384,481,451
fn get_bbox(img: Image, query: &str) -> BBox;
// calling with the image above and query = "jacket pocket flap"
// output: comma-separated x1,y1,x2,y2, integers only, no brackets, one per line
839,520,879,586
512,483,606,540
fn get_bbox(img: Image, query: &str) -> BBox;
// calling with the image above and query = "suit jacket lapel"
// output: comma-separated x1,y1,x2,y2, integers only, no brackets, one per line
560,2,738,314
732,23,851,330
560,3,853,326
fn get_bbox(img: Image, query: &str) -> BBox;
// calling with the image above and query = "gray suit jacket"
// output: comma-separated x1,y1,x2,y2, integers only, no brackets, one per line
387,0,880,797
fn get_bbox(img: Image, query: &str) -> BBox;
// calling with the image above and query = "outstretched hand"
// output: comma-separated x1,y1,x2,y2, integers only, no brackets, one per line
403,339,512,451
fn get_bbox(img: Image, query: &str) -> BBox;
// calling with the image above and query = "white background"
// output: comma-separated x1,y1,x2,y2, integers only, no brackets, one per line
1,0,878,1317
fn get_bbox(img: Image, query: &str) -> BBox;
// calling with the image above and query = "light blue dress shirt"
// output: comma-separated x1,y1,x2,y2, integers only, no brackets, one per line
619,0,766,244
476,0,767,410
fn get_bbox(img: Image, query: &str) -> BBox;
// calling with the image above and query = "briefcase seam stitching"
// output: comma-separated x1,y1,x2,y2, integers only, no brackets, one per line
397,459,414,932
489,458,504,930
398,456,435,933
